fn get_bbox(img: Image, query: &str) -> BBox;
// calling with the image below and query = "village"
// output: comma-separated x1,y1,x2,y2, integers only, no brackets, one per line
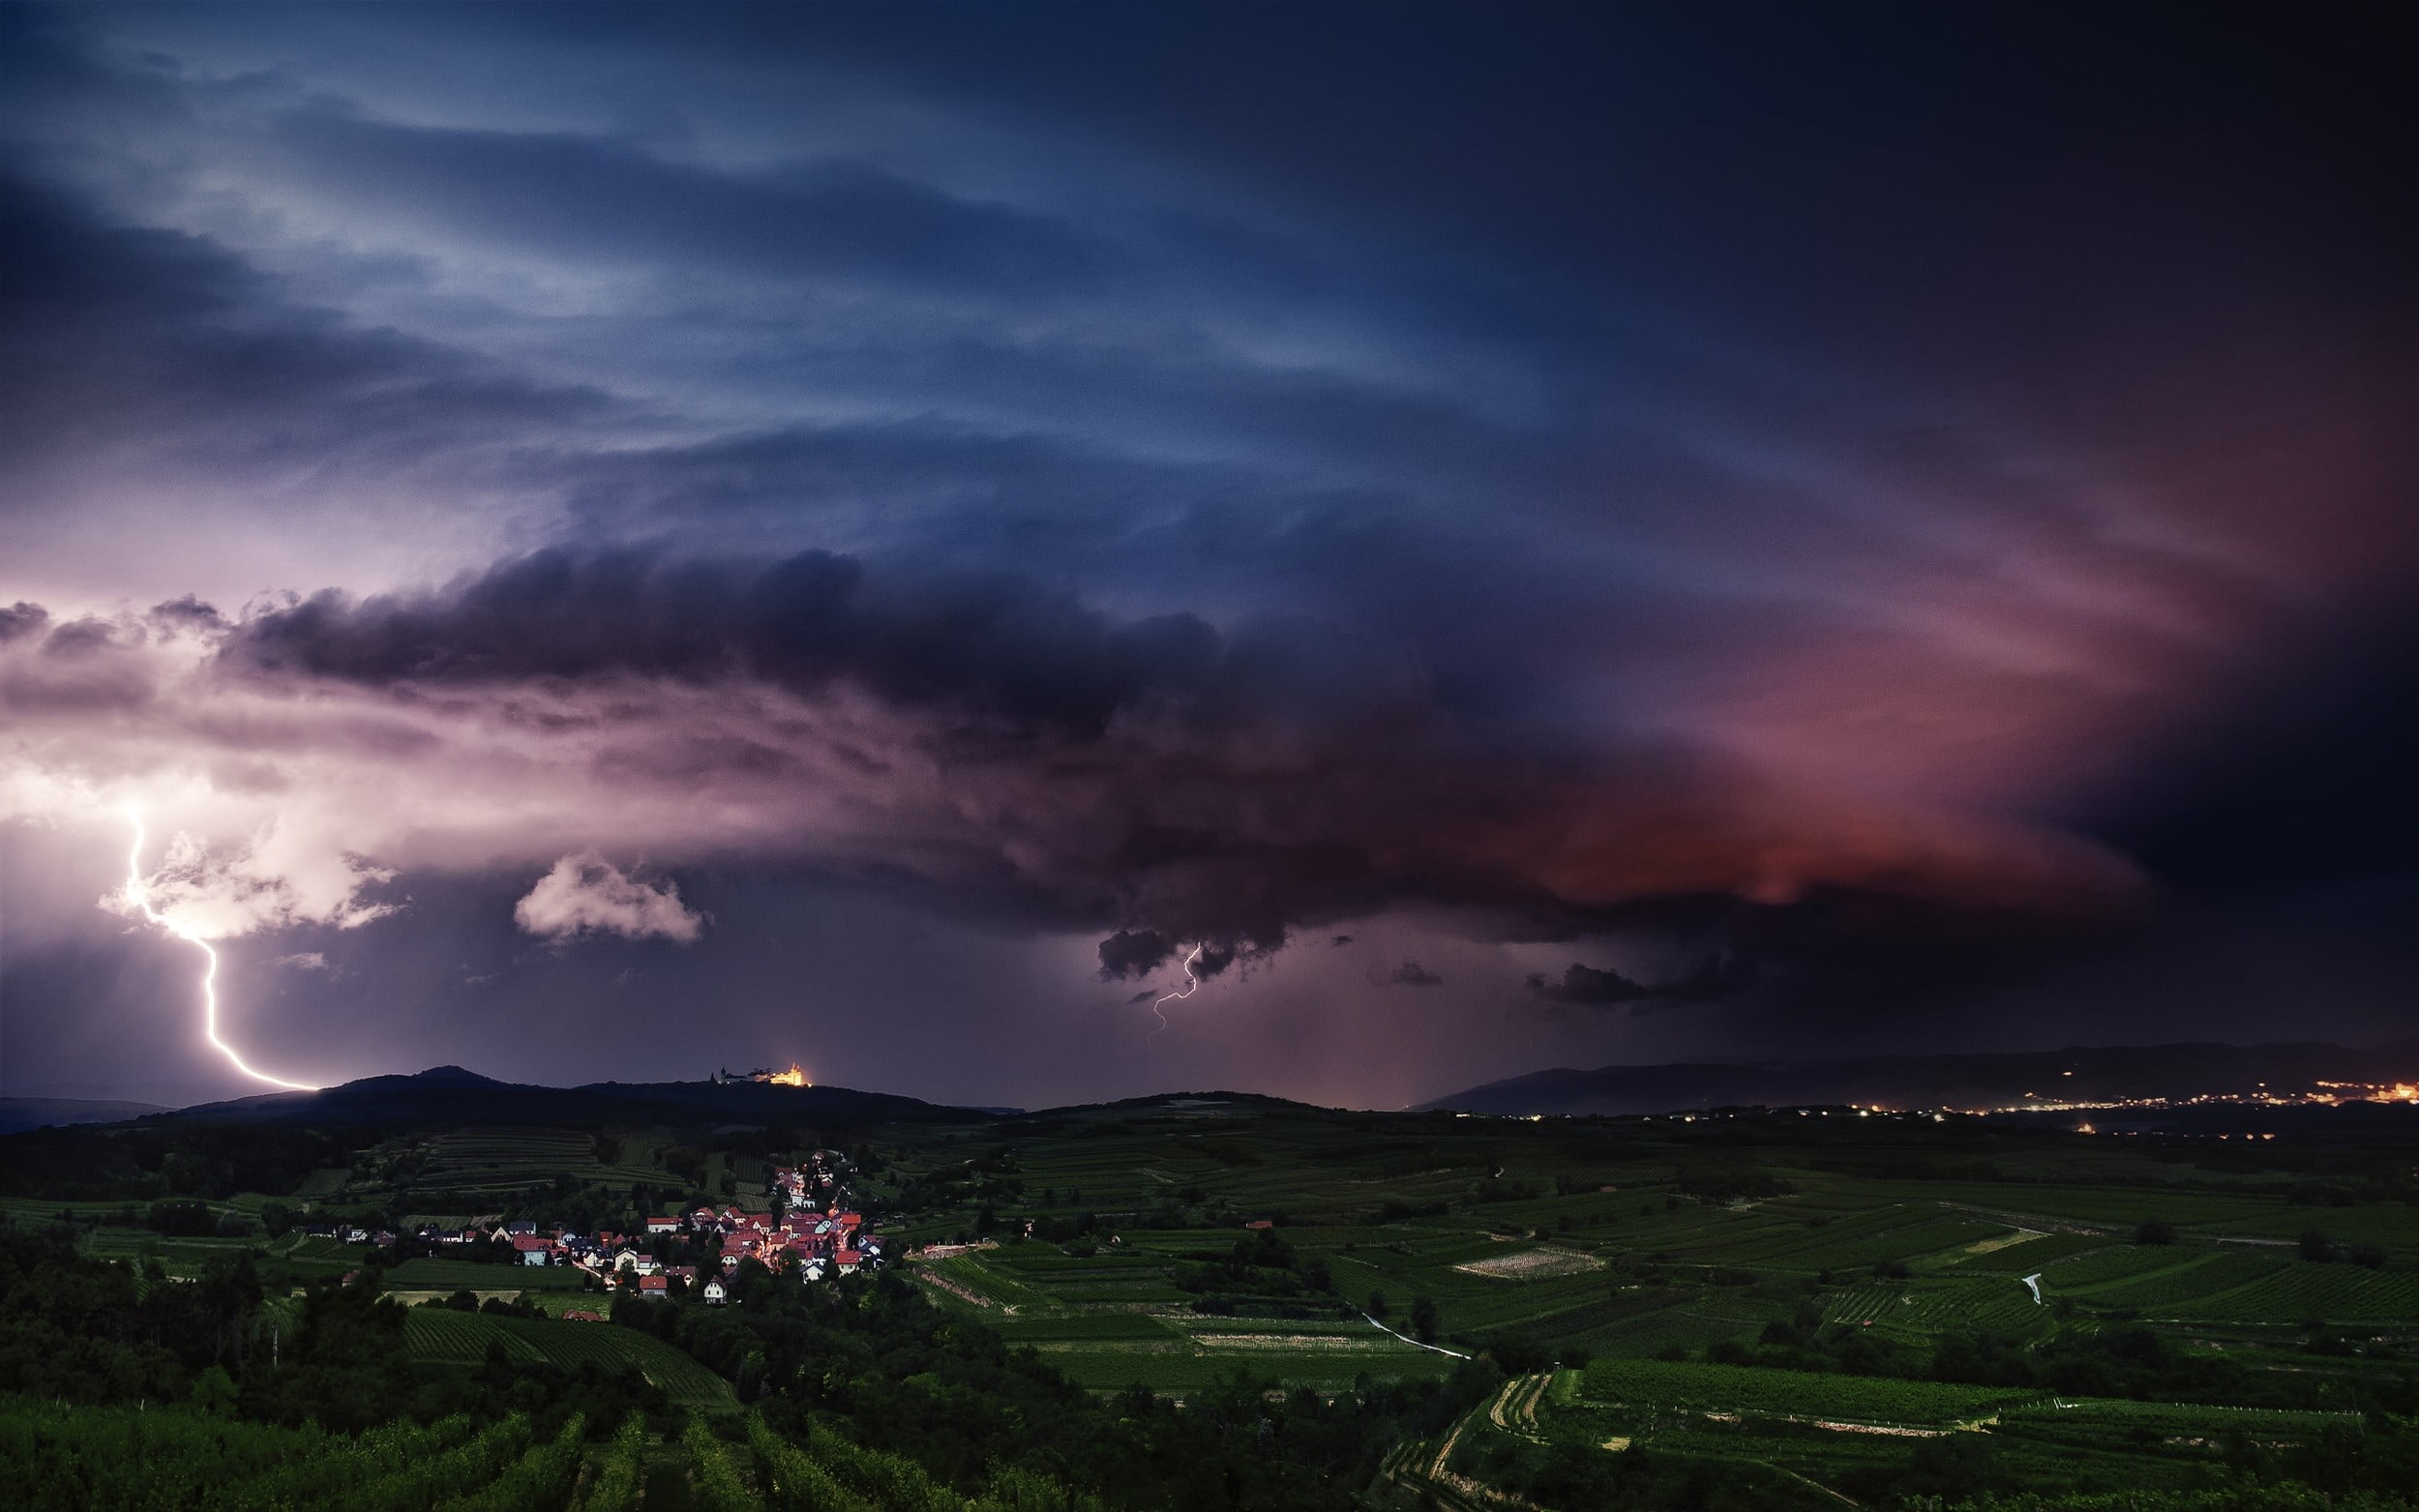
305,1150,884,1311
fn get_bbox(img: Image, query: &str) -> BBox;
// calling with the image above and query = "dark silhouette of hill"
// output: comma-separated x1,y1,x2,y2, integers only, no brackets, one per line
1020,1089,1334,1120
1421,1038,2419,1116
136,1065,985,1129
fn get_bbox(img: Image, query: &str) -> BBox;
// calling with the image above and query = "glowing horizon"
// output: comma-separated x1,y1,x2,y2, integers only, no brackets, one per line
119,808,319,1093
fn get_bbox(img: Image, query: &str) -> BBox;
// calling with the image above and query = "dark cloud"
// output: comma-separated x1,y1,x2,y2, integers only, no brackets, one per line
1098,929,1173,981
0,602,48,642
41,617,119,658
1387,961,1444,988
2087,610,2419,899
194,547,2143,975
228,547,1238,738
1528,950,1752,1012
0,174,612,461
148,596,227,635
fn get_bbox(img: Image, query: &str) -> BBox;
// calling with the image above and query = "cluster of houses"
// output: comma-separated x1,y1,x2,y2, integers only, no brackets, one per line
340,1156,882,1307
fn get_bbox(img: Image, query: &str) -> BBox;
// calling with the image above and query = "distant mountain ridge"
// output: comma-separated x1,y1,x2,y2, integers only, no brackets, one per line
0,1096,173,1136
129,1065,983,1129
1419,1038,2419,1117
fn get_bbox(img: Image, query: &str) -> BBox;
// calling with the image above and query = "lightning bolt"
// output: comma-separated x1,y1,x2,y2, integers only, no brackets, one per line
120,808,317,1092
1149,942,1205,1043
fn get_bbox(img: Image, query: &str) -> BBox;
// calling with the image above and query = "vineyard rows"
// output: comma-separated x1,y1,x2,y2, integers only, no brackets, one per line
403,1308,735,1410
2079,1252,2286,1311
1580,1357,2033,1424
1823,1279,2047,1335
0,1400,582,1512
2162,1262,2419,1324
2042,1245,2201,1289
2002,1398,2364,1437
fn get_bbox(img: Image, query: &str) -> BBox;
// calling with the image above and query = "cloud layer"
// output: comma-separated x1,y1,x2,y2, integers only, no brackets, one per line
0,4,2409,1101
3,549,2145,979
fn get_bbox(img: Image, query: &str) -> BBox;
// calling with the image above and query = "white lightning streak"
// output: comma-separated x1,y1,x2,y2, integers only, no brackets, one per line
120,809,318,1092
1149,942,1206,1042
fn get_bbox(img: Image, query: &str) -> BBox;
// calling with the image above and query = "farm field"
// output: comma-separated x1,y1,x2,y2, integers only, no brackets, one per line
402,1307,735,1411
6,1075,2412,1510
1001,1335,1443,1394
2161,1260,2419,1323
922,1244,1445,1391
383,1256,593,1291
0,1396,582,1512
1580,1356,2035,1424
894,1100,2408,1509
881,1102,2415,1395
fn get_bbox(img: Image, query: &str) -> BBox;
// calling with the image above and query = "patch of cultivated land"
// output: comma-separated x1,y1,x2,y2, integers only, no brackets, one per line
1192,1331,1425,1352
403,1308,733,1411
385,1257,590,1290
1583,1357,2035,1425
1452,1246,1605,1280
874,1100,2416,1422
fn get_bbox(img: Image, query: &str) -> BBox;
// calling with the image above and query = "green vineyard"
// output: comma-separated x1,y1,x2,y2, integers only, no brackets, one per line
0,1400,582,1512
1581,1357,2036,1424
403,1309,735,1411
2161,1261,2419,1324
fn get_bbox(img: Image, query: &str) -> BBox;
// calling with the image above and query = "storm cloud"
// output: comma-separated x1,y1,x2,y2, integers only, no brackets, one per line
7,548,2144,973
0,3,2409,1106
1528,953,1753,1013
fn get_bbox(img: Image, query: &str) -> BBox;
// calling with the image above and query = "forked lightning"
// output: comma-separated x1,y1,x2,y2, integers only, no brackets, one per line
120,808,317,1092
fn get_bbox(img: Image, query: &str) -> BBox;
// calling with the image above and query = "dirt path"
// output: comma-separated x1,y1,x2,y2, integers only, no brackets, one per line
1483,1374,1550,1441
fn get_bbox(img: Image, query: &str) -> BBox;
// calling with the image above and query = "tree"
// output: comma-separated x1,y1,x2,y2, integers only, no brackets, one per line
147,1199,216,1236
1411,1294,1440,1343
1367,1290,1389,1319
190,1365,237,1417
2134,1217,2176,1245
2300,1229,2337,1262
259,1201,294,1237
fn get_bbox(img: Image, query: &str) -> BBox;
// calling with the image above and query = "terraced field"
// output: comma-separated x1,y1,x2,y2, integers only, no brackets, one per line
408,1126,628,1200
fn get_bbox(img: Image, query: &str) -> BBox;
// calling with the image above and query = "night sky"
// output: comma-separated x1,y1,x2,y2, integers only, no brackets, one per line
2,4,2412,1111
